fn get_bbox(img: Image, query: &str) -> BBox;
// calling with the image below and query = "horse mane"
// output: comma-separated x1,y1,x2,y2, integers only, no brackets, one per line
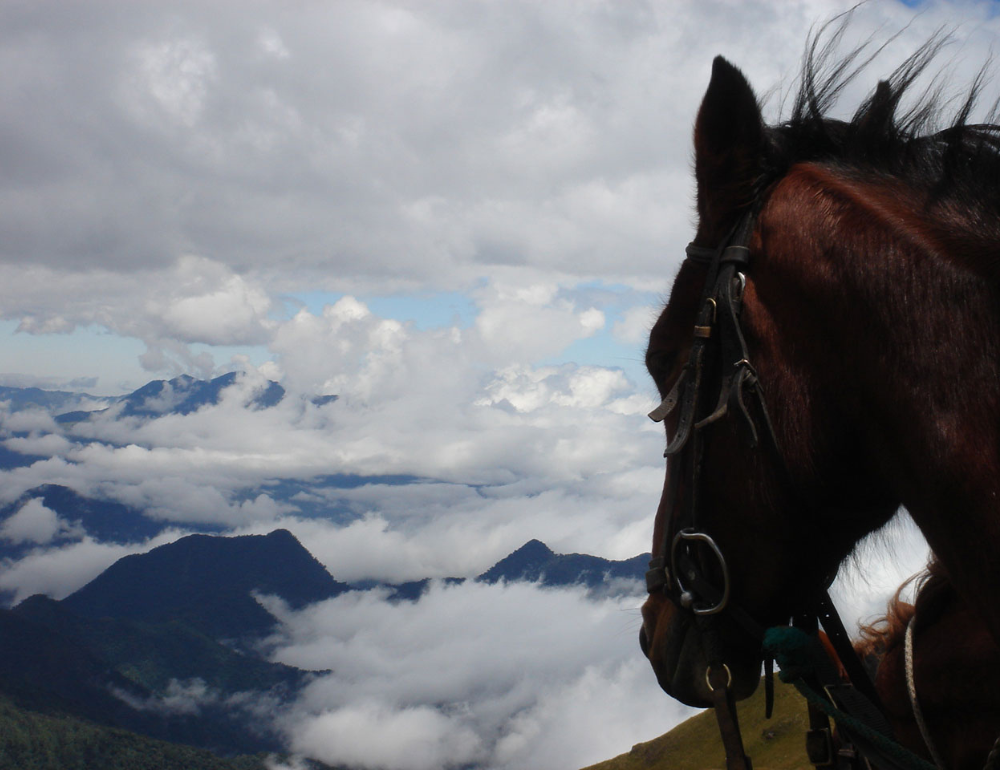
854,557,953,659
759,14,1000,274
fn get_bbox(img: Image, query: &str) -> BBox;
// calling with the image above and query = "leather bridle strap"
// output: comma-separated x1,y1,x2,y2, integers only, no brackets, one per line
708,662,754,770
815,591,887,714
647,212,894,770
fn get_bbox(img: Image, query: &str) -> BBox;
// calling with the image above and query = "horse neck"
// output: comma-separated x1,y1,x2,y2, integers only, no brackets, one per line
868,562,1000,767
757,163,1000,645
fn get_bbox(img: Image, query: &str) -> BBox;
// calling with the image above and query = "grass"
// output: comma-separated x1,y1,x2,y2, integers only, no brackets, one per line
582,678,815,770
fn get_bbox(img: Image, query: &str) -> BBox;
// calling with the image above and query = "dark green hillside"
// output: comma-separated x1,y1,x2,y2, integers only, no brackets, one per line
582,677,812,770
0,608,156,728
63,529,348,641
0,694,275,770
14,595,308,695
0,606,290,755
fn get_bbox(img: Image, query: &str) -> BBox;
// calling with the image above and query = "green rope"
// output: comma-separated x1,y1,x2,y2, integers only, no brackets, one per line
762,626,937,770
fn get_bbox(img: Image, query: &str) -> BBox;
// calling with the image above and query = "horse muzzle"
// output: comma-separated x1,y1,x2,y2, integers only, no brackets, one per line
641,594,760,707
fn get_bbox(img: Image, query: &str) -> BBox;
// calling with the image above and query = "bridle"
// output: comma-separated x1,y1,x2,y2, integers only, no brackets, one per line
643,212,924,770
644,211,772,630
644,211,776,769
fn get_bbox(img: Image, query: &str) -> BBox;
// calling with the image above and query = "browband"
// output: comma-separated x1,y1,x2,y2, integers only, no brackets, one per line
685,243,716,265
685,242,751,268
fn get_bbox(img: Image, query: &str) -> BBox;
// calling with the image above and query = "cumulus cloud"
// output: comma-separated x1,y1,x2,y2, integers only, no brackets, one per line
3,0,986,339
0,530,189,603
0,2,982,766
613,305,659,346
0,498,80,545
263,580,698,770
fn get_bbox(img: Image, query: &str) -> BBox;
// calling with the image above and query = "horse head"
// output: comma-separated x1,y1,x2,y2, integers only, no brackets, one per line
639,57,907,707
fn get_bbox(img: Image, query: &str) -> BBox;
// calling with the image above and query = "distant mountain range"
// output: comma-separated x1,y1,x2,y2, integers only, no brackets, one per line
477,538,648,589
0,528,649,763
0,384,109,413
1,372,342,425
54,372,286,423
0,375,650,765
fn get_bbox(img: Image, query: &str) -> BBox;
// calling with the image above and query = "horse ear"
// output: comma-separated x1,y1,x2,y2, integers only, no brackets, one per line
694,56,765,235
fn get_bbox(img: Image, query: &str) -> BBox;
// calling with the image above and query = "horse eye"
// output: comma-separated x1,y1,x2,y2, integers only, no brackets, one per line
646,350,677,389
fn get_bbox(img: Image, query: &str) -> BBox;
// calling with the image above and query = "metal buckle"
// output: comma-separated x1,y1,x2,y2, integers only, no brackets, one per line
671,528,730,616
705,663,733,692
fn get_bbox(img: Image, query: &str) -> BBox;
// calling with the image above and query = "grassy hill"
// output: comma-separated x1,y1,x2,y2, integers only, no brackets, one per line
583,678,814,770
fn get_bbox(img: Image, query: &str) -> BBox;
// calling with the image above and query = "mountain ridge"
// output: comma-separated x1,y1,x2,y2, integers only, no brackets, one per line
62,529,350,642
54,372,285,423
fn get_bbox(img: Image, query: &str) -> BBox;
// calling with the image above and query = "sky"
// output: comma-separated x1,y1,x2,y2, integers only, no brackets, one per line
1,1,997,768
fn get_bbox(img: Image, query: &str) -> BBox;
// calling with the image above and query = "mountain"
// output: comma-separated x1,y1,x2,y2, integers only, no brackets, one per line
54,372,285,423
580,677,811,770
62,529,349,641
0,530,341,757
477,539,649,589
14,595,308,695
0,384,109,414
0,605,290,756
347,540,650,601
0,606,156,728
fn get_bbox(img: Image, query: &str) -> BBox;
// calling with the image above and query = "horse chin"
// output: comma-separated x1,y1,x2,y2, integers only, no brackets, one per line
647,611,761,708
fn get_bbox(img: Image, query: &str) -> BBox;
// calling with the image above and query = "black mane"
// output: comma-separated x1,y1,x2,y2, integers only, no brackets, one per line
761,15,1000,217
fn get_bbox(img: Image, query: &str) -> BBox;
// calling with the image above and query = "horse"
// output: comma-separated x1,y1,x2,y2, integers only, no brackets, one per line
637,20,1000,768
856,559,1000,770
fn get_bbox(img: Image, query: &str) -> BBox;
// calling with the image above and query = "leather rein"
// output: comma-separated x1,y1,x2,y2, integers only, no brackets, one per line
644,213,900,770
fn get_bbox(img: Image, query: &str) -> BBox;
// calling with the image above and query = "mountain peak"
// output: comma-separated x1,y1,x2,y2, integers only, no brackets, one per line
477,539,649,589
477,540,555,584
512,539,554,559
61,529,347,641
55,372,285,423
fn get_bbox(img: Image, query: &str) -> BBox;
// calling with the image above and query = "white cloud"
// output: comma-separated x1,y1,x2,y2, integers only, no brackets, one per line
265,580,699,770
126,37,217,128
290,702,483,770
0,531,188,603
0,2,980,766
613,305,659,346
0,498,79,545
156,257,275,345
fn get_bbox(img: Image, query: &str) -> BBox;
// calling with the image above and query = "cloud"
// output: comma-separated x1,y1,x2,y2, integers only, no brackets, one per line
0,3,981,766
0,498,81,545
0,530,188,603
5,1,979,308
3,0,993,387
290,703,483,770
613,305,660,346
263,580,699,770
112,678,219,717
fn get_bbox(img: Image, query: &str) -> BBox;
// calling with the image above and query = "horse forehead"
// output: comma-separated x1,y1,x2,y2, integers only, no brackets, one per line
760,163,930,252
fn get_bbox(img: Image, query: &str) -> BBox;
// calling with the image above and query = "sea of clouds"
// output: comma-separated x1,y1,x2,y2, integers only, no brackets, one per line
1,0,992,767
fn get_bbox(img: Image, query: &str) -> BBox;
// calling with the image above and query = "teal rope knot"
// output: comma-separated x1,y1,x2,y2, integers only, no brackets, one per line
762,626,937,770
763,626,830,682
